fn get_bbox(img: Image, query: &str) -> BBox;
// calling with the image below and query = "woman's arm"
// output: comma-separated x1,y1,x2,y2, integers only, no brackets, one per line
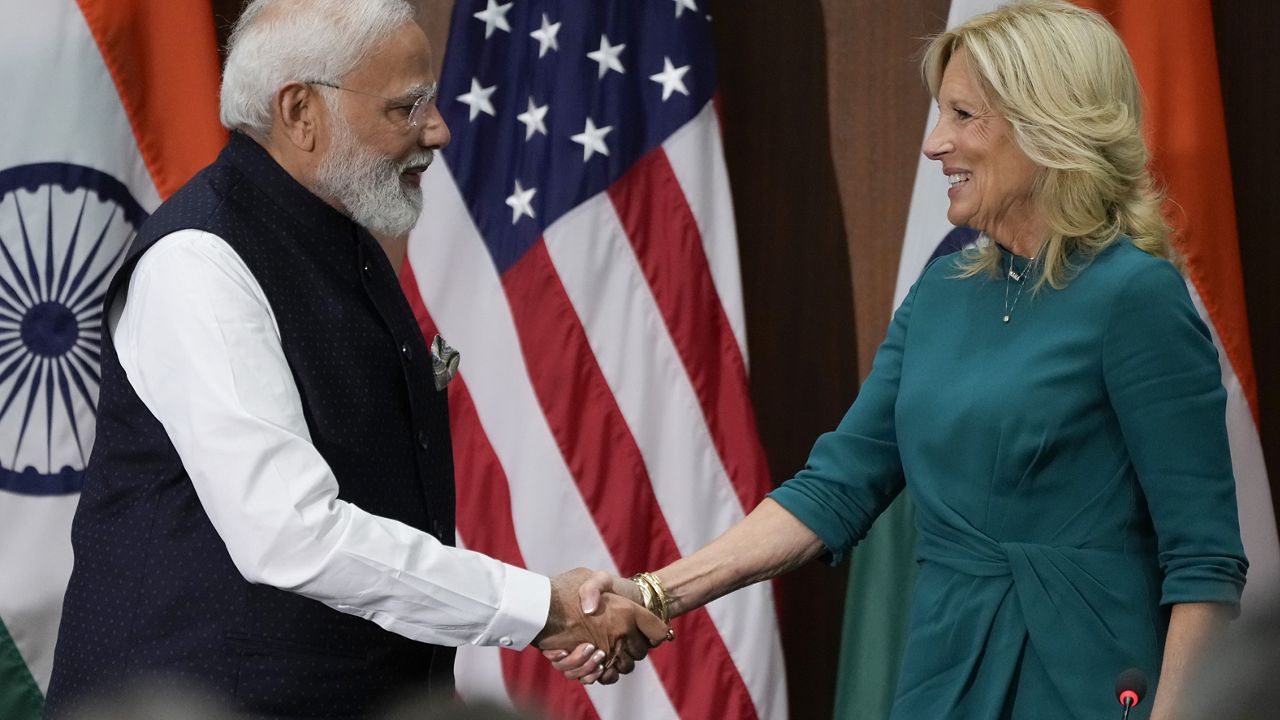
1099,261,1246,716
547,499,825,683
647,498,825,618
548,268,939,684
1148,602,1232,720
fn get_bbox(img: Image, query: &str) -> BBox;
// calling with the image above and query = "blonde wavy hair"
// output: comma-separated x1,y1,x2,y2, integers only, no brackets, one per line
922,0,1175,288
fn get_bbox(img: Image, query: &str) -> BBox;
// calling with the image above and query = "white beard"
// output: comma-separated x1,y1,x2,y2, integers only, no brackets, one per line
314,111,433,237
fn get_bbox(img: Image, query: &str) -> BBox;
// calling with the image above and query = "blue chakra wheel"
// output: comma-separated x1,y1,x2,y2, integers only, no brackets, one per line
0,163,147,495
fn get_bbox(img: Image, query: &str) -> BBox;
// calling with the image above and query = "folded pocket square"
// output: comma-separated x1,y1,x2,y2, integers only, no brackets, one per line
429,334,461,391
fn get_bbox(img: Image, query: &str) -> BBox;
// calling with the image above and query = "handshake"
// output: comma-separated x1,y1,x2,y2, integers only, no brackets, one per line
531,568,674,685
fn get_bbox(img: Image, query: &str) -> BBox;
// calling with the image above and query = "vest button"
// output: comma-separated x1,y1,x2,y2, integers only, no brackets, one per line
401,343,413,360
362,261,373,277
417,430,429,450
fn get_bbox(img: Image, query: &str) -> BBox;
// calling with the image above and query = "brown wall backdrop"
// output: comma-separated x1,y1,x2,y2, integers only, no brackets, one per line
210,1,1279,717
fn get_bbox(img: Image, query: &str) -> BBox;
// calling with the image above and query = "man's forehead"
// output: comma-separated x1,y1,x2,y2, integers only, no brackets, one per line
348,21,434,89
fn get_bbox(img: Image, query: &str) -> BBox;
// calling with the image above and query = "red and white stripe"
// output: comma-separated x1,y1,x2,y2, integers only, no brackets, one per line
404,100,787,719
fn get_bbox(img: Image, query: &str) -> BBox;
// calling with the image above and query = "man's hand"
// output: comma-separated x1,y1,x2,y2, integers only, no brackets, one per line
533,569,669,684
540,571,655,684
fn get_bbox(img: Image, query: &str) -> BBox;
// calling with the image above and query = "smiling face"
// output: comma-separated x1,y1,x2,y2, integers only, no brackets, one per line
313,20,450,235
922,48,1046,254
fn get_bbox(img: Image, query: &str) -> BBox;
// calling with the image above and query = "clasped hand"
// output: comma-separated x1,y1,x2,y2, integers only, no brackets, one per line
533,569,667,685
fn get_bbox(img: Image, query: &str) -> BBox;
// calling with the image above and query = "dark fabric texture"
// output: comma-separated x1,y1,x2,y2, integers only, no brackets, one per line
45,133,456,719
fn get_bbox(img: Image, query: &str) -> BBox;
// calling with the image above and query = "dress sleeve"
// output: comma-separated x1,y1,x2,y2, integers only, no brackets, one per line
1102,258,1247,606
767,264,926,564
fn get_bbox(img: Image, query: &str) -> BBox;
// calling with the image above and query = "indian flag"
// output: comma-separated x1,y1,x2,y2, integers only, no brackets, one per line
0,1,223,716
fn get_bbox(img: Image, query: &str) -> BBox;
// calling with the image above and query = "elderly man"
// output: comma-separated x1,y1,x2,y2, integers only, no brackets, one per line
43,0,663,716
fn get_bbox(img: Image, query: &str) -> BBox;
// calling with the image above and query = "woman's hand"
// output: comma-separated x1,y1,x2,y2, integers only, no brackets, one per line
542,573,652,685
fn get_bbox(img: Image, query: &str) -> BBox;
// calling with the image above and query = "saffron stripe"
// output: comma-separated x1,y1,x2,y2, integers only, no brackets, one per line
1075,0,1257,417
75,0,225,199
1073,0,1276,604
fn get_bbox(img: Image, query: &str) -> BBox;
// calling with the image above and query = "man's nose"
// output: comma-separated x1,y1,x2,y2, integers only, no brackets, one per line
418,106,451,149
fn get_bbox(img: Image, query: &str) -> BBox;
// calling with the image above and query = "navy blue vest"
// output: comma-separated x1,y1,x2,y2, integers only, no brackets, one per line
45,133,457,719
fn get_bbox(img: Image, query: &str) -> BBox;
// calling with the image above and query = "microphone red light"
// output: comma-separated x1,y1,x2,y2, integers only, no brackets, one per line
1115,668,1147,719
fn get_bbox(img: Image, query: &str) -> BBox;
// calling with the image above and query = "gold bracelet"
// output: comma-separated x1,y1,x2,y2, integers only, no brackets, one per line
630,573,659,619
632,574,655,618
631,571,670,624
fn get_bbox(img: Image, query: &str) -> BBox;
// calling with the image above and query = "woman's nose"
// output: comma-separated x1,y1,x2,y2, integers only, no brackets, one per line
922,120,951,161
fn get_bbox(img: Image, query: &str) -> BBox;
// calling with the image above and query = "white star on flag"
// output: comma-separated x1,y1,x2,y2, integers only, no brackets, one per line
505,179,537,224
529,13,561,58
457,77,497,120
516,97,549,140
570,117,612,161
649,57,691,101
672,0,698,18
472,0,512,39
586,35,626,79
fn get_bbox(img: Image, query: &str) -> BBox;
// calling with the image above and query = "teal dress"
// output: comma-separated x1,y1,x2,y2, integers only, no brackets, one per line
770,240,1247,719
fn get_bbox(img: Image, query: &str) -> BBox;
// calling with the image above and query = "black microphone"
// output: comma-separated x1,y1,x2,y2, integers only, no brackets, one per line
1115,667,1148,720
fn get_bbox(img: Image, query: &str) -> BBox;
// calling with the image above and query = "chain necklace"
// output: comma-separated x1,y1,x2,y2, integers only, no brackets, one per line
1002,249,1038,323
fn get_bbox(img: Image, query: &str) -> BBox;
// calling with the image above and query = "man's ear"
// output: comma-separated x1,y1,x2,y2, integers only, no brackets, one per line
276,81,320,152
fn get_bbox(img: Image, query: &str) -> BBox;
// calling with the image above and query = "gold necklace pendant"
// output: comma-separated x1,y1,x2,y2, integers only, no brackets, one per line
1002,252,1035,324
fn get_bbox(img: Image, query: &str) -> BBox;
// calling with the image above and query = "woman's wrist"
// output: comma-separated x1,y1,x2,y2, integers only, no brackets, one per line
630,571,672,623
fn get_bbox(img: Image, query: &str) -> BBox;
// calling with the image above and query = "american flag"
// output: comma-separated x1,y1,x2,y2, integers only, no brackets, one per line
400,1,788,718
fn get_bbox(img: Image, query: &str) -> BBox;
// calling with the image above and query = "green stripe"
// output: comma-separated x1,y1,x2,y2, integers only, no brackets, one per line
0,616,44,720
833,494,919,720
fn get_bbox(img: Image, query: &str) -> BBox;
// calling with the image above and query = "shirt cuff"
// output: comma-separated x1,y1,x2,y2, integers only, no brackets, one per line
474,564,551,650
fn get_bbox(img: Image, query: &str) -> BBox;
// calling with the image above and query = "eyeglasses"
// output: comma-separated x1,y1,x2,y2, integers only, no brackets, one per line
308,80,439,129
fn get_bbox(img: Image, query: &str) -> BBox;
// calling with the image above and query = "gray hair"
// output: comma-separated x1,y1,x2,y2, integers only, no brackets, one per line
219,0,417,135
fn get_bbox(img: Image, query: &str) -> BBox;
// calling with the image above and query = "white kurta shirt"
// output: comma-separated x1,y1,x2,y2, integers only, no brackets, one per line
108,228,551,650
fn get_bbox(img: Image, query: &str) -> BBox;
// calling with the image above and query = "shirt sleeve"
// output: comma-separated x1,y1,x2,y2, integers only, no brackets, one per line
767,263,926,564
1102,257,1248,607
113,229,551,649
